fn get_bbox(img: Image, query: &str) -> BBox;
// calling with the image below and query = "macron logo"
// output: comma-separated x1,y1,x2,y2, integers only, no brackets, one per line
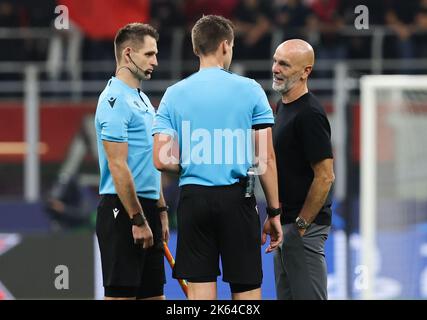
113,208,119,218
108,97,117,108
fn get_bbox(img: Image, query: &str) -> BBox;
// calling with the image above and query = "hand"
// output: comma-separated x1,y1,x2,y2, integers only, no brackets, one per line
394,25,411,39
132,223,153,249
49,199,65,213
160,211,170,243
261,215,283,253
298,228,306,237
244,29,261,46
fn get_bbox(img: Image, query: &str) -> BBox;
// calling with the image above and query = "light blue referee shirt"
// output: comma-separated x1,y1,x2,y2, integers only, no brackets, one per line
152,67,274,186
95,76,160,199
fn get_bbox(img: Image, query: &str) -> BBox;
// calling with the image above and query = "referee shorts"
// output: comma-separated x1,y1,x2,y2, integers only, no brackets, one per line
96,194,165,298
173,183,262,286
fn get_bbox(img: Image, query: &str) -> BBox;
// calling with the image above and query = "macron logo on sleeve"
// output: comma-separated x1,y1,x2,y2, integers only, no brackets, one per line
108,97,117,108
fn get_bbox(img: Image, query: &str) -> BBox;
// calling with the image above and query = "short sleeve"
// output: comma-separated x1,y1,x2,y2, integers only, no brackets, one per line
296,110,333,164
98,96,132,142
252,82,274,127
152,89,176,137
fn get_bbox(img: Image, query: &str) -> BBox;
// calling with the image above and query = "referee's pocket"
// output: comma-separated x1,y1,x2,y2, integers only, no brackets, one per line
243,195,257,210
241,195,259,226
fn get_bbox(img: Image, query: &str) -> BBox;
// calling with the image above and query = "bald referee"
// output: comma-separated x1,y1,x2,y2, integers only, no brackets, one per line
94,23,169,300
152,15,282,300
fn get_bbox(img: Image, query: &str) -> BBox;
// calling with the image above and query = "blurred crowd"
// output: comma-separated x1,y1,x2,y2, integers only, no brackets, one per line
1,0,427,64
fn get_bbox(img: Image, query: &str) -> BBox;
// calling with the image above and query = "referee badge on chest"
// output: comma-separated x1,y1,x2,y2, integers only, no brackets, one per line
133,100,148,112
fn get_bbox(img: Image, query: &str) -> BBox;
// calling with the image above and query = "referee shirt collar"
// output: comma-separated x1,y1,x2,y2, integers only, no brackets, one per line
198,66,229,73
110,76,139,93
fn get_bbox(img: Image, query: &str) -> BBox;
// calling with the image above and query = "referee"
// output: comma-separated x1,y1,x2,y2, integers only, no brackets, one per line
152,15,282,300
94,23,169,300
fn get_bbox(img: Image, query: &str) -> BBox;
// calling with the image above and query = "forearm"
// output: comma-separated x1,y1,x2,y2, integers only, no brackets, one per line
253,17,270,37
255,127,279,209
153,133,181,174
157,163,181,174
60,206,89,220
299,177,333,223
258,159,280,209
233,20,253,34
157,176,167,207
110,164,143,219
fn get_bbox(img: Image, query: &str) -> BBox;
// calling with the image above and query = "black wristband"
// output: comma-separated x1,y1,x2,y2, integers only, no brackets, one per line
266,207,281,218
131,212,146,226
156,205,169,213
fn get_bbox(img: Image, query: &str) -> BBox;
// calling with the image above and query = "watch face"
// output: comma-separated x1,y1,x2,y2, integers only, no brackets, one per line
296,217,308,229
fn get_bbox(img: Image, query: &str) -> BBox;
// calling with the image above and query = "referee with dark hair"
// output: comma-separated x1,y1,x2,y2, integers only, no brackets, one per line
152,15,282,300
94,23,169,300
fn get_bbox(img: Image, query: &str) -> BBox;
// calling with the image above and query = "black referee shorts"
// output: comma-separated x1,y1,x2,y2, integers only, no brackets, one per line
96,194,165,298
173,183,262,286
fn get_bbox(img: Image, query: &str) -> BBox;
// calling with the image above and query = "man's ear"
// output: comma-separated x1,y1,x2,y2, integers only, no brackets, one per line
302,65,313,80
122,47,131,63
222,40,228,55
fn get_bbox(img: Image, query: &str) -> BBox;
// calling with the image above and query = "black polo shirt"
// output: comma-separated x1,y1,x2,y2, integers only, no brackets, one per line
273,92,333,226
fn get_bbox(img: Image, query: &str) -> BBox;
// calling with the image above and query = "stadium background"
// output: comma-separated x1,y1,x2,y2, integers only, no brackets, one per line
0,0,427,299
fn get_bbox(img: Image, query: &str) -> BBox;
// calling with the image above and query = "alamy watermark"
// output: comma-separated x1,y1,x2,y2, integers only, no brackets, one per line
354,5,369,30
54,5,69,30
157,121,269,174
53,5,370,32
54,265,69,290
354,264,369,291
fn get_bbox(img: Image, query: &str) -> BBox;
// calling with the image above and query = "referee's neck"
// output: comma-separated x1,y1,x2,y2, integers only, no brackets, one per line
115,68,140,89
199,56,224,70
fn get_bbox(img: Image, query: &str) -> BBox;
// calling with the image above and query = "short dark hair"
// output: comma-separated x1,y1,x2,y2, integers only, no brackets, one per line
114,23,159,62
191,15,234,56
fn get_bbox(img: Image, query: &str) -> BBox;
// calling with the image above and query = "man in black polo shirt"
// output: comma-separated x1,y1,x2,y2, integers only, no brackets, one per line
271,39,335,300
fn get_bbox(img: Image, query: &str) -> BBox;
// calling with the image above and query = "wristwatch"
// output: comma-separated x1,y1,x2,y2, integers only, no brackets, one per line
131,212,146,226
295,216,310,230
156,205,169,214
266,207,281,218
